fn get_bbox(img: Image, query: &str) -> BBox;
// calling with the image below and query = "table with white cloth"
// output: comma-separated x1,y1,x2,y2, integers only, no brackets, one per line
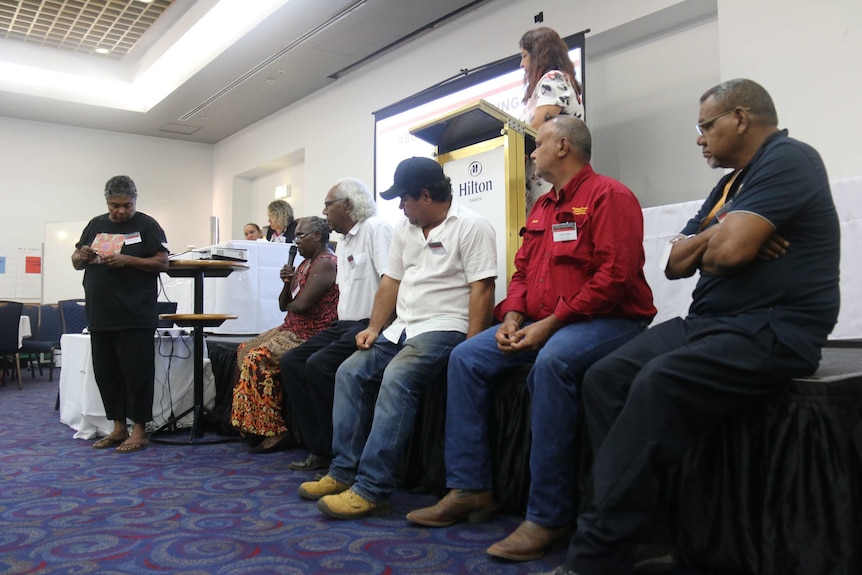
58,332,216,440
160,240,296,335
18,315,31,347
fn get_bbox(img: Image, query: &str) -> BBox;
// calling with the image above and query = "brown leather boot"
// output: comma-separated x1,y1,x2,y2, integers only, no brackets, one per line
406,488,497,527
486,519,570,561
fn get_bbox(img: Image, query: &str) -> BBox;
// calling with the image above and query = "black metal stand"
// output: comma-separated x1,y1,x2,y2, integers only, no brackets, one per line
150,261,243,445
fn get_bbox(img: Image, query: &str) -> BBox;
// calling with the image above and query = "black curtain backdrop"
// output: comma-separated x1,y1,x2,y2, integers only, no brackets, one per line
206,338,861,574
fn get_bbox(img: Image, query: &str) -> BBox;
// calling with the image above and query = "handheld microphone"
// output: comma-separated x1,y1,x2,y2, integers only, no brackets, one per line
288,245,298,267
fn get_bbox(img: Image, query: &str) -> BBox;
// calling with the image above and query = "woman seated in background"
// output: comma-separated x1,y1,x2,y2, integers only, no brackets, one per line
231,216,339,453
243,222,264,240
264,199,298,243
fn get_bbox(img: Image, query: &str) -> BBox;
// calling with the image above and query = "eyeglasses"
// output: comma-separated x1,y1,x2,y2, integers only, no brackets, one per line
294,232,310,241
696,107,750,136
324,198,346,208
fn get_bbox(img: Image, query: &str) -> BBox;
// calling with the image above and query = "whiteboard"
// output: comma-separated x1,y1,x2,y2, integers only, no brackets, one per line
43,221,87,304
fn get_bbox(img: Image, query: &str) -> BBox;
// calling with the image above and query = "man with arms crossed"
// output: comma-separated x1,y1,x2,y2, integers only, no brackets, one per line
545,79,840,575
298,157,497,519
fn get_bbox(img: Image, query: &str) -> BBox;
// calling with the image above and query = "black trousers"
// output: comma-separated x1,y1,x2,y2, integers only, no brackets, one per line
565,317,817,575
90,329,155,425
280,320,367,456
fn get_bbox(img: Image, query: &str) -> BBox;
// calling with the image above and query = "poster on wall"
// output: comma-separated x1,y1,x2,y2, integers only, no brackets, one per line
444,146,509,305
0,247,42,300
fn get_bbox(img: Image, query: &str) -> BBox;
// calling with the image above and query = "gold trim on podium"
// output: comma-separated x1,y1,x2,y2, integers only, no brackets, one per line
411,100,534,289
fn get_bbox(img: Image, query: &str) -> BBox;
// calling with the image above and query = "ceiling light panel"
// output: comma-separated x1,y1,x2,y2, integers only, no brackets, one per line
0,0,175,58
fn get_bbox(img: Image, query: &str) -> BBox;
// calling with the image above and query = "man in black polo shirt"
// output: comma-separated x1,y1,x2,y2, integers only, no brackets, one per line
545,79,841,575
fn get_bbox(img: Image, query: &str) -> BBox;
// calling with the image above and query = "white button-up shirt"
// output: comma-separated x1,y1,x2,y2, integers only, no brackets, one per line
383,202,497,342
335,216,393,321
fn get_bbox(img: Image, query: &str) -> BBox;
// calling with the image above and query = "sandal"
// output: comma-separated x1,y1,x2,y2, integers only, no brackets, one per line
116,439,149,453
93,436,128,449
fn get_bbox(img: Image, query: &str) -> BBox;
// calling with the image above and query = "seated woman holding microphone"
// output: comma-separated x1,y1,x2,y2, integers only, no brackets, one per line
230,216,339,453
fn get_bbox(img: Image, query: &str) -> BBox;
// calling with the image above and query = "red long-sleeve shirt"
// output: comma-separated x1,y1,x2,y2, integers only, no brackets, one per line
495,164,656,324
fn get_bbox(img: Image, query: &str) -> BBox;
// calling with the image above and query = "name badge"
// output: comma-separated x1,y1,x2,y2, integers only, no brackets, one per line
348,254,357,268
552,222,577,242
428,241,447,255
124,232,142,245
715,200,733,223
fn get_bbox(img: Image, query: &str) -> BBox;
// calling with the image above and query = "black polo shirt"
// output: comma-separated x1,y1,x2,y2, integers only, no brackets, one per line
682,130,841,366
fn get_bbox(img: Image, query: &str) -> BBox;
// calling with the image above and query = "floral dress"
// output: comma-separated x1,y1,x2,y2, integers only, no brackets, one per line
522,70,584,213
230,251,339,436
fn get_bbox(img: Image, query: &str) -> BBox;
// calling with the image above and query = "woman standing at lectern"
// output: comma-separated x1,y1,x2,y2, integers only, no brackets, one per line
518,26,584,211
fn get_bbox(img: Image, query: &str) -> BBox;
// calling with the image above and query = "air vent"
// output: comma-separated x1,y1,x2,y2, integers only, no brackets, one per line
159,122,202,135
0,0,175,58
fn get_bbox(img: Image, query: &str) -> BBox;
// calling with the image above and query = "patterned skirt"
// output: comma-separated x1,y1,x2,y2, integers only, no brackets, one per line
230,326,305,436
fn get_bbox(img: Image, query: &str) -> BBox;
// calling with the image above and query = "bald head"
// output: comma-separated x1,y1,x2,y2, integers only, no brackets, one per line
532,116,593,189
547,116,592,163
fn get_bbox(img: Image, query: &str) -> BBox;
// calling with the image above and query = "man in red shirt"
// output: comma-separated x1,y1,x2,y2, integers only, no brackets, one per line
407,116,656,562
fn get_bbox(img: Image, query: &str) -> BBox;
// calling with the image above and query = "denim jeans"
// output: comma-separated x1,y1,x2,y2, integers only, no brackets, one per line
280,320,368,456
445,317,646,527
329,330,466,502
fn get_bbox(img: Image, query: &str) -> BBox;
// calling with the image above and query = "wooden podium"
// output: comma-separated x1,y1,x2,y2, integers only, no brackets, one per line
409,100,535,304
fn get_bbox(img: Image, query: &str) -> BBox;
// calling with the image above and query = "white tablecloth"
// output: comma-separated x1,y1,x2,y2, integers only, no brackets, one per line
58,332,216,439
161,240,295,335
18,315,31,348
642,176,862,340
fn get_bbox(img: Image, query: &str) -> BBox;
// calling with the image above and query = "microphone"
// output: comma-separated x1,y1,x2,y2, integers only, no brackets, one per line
288,245,298,267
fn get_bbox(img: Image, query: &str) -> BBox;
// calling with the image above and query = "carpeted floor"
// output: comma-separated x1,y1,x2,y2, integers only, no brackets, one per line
1,371,570,575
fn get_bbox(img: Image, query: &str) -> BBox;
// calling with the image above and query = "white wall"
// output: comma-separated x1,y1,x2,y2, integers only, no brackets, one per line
0,116,214,253
214,0,862,230
213,0,694,232
717,0,862,182
3,0,860,302
588,17,721,207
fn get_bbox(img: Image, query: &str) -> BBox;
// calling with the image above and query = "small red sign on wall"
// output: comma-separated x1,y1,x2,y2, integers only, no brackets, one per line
25,256,41,274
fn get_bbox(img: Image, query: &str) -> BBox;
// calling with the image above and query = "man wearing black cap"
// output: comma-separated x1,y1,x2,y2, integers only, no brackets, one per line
297,157,498,519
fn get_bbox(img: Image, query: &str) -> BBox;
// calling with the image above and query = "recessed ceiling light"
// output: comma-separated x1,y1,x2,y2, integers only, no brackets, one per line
94,47,111,55
0,0,291,112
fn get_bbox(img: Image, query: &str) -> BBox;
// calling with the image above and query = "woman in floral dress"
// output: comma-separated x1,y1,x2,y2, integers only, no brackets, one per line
518,26,585,212
231,216,338,452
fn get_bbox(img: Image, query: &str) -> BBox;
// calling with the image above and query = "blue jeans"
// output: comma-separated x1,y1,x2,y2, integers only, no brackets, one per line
445,317,646,527
329,330,466,502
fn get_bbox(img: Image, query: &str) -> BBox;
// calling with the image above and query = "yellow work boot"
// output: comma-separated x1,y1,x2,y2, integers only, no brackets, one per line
317,488,392,519
297,474,349,501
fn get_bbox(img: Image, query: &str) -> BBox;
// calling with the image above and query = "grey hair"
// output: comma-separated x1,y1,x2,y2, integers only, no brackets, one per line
104,175,137,199
700,78,778,126
550,115,592,162
331,178,376,221
267,199,295,230
298,215,331,244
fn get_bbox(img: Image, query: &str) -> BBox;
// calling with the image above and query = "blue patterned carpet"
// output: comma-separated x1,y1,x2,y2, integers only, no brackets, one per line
0,373,568,575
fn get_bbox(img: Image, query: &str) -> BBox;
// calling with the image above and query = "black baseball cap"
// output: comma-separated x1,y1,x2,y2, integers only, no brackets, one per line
380,157,446,200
